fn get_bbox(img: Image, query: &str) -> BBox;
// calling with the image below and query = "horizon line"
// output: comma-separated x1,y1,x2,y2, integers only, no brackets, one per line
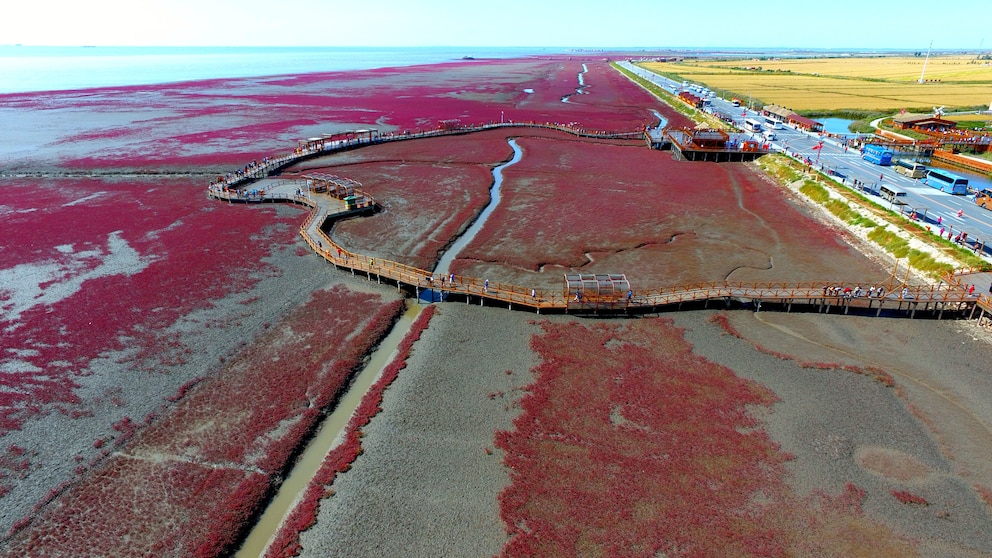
3,44,987,53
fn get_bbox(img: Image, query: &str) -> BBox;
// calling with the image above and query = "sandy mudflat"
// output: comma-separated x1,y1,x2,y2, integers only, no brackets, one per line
298,303,542,557
674,310,992,555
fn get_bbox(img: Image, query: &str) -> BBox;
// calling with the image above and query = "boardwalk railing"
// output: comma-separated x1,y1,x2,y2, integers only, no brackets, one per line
294,197,980,315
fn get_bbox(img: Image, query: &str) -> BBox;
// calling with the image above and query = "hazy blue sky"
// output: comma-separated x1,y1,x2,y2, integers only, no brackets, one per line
5,0,989,50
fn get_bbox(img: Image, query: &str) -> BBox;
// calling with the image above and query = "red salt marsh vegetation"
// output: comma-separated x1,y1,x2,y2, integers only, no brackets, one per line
7,52,992,558
2,287,404,555
450,131,886,291
128,289,403,474
6,458,269,557
1,59,660,173
0,54,678,552
495,318,916,557
0,178,302,436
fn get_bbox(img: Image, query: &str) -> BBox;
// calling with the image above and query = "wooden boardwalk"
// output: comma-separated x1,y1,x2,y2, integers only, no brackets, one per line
206,122,992,319
208,185,989,319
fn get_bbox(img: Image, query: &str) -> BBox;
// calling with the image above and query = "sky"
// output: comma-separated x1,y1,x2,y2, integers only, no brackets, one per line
4,0,989,51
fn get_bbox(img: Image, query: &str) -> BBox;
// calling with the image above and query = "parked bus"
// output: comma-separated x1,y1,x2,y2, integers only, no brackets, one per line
743,118,763,133
862,144,893,166
879,184,907,202
924,169,969,194
763,117,782,130
895,160,927,178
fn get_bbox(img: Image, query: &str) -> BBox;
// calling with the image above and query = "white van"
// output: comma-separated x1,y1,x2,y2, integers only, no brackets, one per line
880,184,907,202
763,129,776,141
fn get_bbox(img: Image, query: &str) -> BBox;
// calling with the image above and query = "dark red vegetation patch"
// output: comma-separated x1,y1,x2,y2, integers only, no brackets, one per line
495,319,916,557
0,178,301,436
891,489,929,506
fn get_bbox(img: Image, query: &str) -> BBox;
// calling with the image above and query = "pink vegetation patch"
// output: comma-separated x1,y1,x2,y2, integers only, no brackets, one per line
495,318,916,557
0,178,301,435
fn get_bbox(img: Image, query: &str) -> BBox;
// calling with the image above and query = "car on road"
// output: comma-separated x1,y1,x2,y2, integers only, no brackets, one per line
977,188,992,210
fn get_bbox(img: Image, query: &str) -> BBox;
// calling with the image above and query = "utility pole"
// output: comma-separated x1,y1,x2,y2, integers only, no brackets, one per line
918,40,933,84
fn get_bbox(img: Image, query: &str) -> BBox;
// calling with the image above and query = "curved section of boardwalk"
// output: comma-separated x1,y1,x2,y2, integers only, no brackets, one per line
206,122,991,319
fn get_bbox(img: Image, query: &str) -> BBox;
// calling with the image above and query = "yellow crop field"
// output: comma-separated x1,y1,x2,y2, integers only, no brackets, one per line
641,55,992,112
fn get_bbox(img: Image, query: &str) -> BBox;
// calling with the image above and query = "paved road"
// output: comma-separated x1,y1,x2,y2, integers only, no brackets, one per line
618,61,992,260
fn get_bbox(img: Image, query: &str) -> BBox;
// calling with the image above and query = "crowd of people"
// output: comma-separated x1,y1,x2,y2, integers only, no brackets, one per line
822,285,887,299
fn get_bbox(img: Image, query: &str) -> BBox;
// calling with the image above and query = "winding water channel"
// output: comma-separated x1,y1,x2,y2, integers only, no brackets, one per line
236,138,522,555
434,138,523,277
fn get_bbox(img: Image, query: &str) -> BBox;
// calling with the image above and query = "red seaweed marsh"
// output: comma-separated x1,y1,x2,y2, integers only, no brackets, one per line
2,56,992,556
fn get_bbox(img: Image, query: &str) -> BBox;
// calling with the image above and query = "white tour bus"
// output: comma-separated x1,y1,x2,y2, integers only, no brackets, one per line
743,118,763,133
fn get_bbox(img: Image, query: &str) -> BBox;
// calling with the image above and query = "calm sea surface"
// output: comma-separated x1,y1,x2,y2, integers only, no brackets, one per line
0,46,564,94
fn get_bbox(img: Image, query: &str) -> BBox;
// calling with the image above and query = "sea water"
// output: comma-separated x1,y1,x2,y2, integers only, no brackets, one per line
0,45,563,94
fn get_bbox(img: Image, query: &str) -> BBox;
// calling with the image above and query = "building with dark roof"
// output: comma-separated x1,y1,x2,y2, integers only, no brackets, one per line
787,114,824,132
892,113,957,132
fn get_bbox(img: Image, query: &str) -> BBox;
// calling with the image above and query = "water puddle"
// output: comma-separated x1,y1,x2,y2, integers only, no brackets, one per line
561,64,589,103
235,302,422,557
652,109,668,129
434,138,523,278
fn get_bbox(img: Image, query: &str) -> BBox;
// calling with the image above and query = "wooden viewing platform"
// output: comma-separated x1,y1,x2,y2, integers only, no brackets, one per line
206,120,992,320
665,128,771,162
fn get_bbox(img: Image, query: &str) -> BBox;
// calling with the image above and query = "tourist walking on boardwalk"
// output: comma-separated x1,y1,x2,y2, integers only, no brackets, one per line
484,279,489,293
